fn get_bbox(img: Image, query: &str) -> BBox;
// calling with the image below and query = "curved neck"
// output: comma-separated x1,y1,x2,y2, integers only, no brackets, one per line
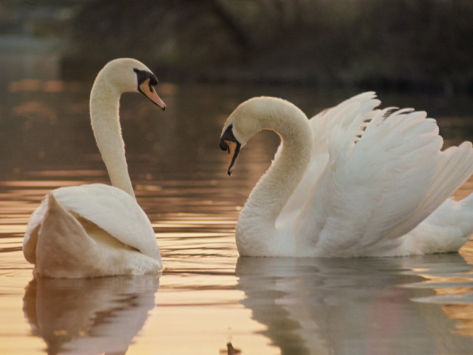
90,76,135,198
239,102,313,232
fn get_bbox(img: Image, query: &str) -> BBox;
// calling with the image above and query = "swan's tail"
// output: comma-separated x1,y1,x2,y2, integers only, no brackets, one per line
458,193,473,239
397,195,473,255
392,141,473,255
23,195,50,264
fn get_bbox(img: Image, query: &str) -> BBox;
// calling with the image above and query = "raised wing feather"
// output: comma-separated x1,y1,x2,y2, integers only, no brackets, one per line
293,93,466,256
51,184,159,259
309,92,380,156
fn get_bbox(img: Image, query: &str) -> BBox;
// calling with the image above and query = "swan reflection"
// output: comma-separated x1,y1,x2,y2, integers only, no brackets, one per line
23,275,160,354
236,254,473,355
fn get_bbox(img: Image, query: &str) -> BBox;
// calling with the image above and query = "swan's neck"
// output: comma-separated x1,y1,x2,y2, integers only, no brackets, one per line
90,77,135,198
239,103,313,235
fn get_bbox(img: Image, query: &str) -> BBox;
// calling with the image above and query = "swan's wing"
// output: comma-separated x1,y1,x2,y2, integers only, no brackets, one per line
297,95,473,256
51,184,160,259
278,92,380,225
309,92,381,156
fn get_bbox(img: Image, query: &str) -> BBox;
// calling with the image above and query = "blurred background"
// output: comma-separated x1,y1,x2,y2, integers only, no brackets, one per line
1,0,473,94
2,0,473,189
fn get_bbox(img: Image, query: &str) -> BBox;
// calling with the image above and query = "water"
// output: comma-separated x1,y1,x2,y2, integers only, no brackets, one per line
2,55,473,354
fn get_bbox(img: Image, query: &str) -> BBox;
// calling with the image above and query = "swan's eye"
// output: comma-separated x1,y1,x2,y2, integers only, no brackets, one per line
149,75,158,86
219,139,229,152
219,124,237,152
134,68,158,87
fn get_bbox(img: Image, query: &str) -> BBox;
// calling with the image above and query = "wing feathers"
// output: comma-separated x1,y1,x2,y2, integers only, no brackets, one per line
289,92,472,256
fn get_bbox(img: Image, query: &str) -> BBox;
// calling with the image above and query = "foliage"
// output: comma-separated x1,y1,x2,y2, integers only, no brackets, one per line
66,0,473,92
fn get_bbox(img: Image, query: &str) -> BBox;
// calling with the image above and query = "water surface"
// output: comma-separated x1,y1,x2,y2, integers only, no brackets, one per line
1,56,473,354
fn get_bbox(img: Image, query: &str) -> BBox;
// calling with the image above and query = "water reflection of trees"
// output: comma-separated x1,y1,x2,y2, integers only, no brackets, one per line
23,275,160,355
236,254,473,354
65,0,473,92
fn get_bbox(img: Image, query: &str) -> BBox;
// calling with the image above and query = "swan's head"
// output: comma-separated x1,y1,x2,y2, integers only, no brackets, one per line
219,97,293,175
99,58,166,110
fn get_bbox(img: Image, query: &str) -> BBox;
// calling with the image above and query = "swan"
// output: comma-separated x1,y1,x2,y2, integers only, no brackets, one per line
23,58,166,278
219,92,473,257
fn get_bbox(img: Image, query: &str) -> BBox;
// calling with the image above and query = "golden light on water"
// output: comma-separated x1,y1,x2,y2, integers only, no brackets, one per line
126,303,279,355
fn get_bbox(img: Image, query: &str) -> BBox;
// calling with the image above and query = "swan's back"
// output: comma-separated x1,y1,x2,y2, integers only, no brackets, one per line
23,184,162,277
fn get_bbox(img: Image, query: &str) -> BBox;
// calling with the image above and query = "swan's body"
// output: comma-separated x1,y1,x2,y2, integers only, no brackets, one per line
220,92,473,257
23,58,166,277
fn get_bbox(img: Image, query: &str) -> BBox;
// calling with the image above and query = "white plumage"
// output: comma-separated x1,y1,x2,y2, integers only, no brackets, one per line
220,92,473,257
23,58,165,277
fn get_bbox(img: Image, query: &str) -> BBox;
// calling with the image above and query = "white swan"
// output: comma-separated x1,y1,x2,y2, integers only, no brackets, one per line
23,58,166,278
219,92,473,257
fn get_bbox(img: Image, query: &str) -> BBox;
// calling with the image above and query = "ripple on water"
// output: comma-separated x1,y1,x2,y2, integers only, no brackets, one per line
2,81,473,354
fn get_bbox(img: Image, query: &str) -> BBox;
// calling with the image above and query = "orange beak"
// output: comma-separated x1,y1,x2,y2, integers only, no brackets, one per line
225,140,238,173
139,78,166,110
219,124,241,176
